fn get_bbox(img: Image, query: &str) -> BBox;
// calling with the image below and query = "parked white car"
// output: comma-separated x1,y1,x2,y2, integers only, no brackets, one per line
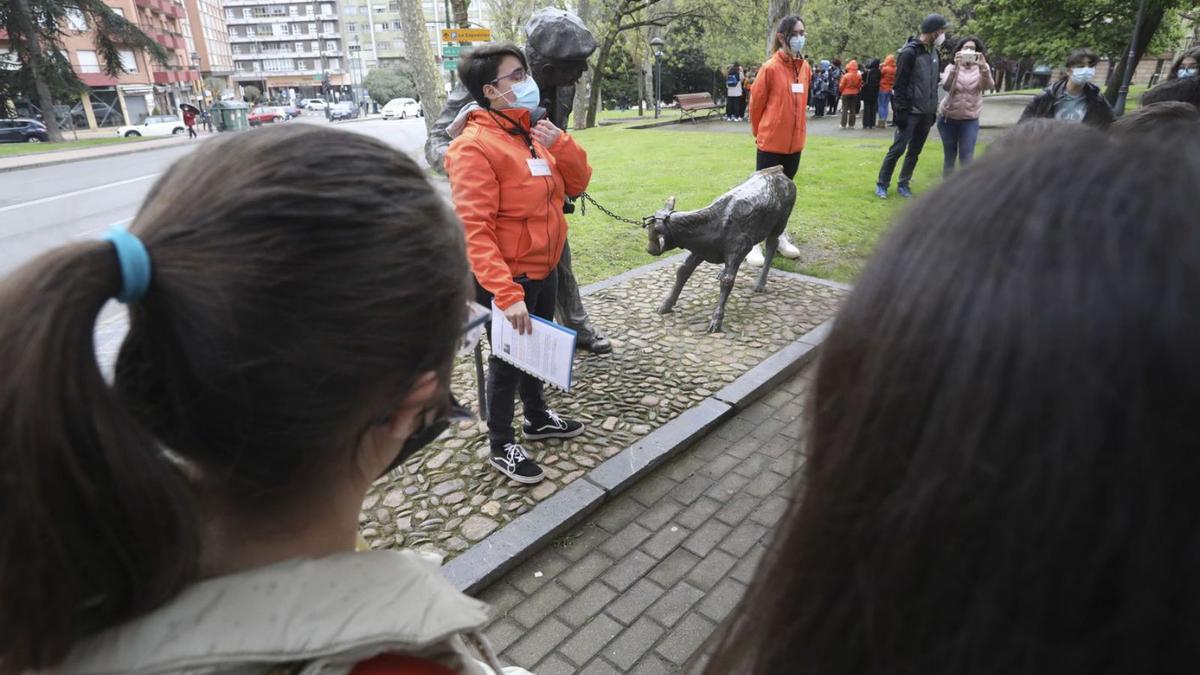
299,98,328,110
382,98,422,120
117,115,185,138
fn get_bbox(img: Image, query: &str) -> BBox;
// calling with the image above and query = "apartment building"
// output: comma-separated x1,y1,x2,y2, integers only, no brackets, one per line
1,0,201,130
342,0,490,94
185,0,235,99
223,0,347,101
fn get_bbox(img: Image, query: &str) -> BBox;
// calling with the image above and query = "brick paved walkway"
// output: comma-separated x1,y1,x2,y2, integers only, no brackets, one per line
477,365,813,673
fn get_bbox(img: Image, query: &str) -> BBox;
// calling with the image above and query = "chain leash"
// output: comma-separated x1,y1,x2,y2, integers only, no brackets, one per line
578,192,646,226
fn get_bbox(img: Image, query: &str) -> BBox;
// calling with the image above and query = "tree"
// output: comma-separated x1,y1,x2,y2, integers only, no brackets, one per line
583,0,706,128
450,0,470,28
765,0,801,56
486,0,538,42
0,0,166,141
364,67,419,104
395,0,446,130
243,85,262,104
971,0,1188,104
572,0,594,129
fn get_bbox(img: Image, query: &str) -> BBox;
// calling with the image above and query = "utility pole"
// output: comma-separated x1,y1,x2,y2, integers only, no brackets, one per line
444,0,455,89
1113,0,1149,117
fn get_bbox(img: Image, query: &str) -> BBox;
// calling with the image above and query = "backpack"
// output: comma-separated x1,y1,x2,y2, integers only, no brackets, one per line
727,73,740,87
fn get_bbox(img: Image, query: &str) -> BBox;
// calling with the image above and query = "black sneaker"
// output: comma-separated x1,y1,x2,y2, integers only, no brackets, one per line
489,443,545,484
523,410,585,441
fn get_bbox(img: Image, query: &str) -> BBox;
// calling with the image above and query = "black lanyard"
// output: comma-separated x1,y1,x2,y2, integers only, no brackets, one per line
489,109,539,159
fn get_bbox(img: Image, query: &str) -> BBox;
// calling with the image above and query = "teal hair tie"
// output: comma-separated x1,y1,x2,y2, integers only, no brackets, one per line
103,227,152,303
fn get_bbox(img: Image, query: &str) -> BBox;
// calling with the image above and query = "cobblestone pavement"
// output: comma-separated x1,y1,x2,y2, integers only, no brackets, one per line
476,364,814,674
359,263,842,559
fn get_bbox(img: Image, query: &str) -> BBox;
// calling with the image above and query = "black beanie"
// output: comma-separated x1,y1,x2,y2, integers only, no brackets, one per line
921,13,948,34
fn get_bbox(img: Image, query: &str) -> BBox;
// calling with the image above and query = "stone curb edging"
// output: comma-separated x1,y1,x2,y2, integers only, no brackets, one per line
443,255,841,593
0,136,195,174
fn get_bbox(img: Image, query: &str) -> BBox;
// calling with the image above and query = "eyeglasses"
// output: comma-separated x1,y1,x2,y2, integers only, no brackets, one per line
491,67,527,85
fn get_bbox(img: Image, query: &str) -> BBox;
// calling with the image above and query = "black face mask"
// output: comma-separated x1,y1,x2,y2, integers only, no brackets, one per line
377,395,473,478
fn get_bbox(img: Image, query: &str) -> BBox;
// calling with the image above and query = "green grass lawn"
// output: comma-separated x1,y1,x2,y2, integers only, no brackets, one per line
565,125,943,285
597,108,654,121
0,135,148,159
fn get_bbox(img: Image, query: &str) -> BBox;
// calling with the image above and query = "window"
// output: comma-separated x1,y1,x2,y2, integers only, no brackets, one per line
343,5,356,14
388,1,400,9
374,5,386,12
76,50,100,73
66,9,87,31
346,21,357,31
320,3,333,16
118,49,137,72
376,40,391,50
390,20,401,30
111,6,125,17
375,22,386,32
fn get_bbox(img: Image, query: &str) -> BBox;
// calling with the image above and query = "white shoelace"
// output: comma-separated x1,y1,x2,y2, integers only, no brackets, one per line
544,410,565,429
502,443,528,468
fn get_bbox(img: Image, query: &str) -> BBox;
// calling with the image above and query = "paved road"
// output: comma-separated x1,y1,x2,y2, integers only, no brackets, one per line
0,116,429,373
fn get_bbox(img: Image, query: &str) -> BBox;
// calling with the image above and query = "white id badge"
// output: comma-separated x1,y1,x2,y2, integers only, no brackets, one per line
527,158,551,176
791,82,805,94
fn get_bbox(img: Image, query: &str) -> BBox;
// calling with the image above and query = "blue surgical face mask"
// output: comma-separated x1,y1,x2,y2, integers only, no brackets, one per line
503,77,541,111
1179,67,1197,78
1070,67,1096,84
788,35,806,54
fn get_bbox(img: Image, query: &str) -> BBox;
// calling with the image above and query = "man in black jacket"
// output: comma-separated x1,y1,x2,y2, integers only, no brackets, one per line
1019,49,1115,128
876,13,947,200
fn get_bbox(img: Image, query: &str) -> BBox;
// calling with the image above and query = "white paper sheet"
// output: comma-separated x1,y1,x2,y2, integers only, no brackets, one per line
490,302,577,391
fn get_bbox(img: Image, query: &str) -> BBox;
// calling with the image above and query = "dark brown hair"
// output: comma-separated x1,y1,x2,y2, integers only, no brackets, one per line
1066,47,1100,68
773,14,805,53
459,42,528,109
706,128,1200,673
0,124,469,671
1143,72,1200,108
953,35,987,58
1167,46,1200,81
1111,100,1200,134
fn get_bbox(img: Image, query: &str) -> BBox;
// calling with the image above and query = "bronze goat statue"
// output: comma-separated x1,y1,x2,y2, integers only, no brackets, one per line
643,166,798,333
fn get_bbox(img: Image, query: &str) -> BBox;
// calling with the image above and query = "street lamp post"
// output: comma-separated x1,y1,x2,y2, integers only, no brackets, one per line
1113,0,1149,117
650,36,665,119
190,51,204,115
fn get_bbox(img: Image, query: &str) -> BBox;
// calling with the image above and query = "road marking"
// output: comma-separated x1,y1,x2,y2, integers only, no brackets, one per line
0,173,160,215
72,216,134,240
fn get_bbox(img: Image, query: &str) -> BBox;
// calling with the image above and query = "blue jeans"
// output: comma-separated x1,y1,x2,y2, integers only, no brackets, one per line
936,116,980,177
878,91,893,121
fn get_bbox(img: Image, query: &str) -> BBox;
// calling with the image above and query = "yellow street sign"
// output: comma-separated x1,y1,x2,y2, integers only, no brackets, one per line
441,28,491,42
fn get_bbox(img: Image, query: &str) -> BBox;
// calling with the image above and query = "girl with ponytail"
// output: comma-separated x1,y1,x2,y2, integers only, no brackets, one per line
0,124,509,674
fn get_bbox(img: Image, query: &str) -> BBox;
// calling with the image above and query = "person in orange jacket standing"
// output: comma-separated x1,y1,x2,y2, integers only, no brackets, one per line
878,53,897,127
839,60,864,129
746,14,809,267
445,43,592,485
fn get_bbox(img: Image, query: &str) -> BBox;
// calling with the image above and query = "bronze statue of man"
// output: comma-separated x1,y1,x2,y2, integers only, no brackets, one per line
425,7,612,354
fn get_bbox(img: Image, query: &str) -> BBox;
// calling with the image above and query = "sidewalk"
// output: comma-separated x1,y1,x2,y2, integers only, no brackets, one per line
0,134,197,173
477,364,812,674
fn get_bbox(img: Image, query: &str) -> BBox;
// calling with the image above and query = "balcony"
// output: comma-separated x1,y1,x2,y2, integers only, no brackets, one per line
135,0,163,15
163,2,185,19
153,69,201,84
154,32,184,50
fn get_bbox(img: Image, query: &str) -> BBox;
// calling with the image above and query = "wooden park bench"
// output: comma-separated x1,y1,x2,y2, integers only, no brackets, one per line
674,92,722,123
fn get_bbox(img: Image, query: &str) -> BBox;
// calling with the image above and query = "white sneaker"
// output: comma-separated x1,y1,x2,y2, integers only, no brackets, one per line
777,233,801,259
745,244,765,267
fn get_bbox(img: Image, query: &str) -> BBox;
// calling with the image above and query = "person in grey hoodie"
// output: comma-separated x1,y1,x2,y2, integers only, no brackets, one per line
876,13,947,200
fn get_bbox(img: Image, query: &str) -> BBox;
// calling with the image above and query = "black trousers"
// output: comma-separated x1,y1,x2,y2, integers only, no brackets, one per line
861,92,879,128
187,125,197,138
756,149,802,180
814,94,827,117
476,270,557,450
876,112,936,188
725,95,744,118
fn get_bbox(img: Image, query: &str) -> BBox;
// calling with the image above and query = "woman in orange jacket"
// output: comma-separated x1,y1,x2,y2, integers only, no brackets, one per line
746,14,810,265
445,43,592,485
838,59,864,129
878,53,897,127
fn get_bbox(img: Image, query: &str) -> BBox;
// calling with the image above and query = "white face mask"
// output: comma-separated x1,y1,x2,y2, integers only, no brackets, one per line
1179,67,1198,78
1070,67,1096,84
934,32,946,47
788,35,806,54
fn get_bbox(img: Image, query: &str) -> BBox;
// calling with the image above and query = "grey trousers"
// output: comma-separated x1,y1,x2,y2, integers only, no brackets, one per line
555,240,599,343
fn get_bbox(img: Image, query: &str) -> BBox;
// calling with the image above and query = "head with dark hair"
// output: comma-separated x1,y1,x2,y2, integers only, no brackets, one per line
994,117,1094,154
954,35,986,57
706,128,1200,673
1111,100,1200,134
728,62,742,77
773,14,806,54
0,124,469,671
831,57,842,67
1143,71,1200,108
458,42,530,110
1167,46,1199,81
1066,47,1100,68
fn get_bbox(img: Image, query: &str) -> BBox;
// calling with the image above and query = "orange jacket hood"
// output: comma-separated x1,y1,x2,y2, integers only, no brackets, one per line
445,108,592,309
839,61,864,94
749,49,811,154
